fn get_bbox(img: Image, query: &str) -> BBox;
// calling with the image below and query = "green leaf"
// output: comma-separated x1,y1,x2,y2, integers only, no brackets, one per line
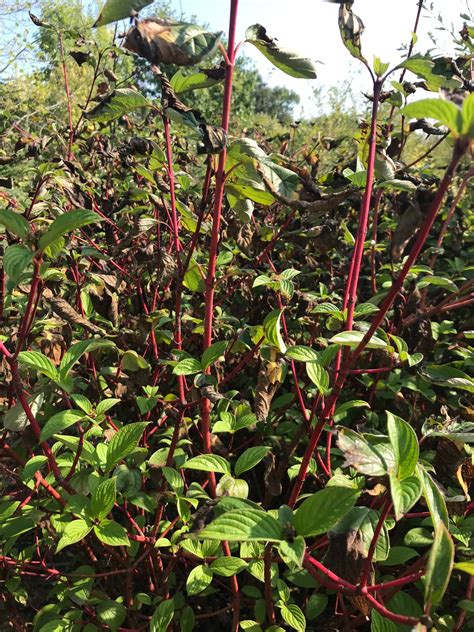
280,603,306,631
91,478,116,521
337,427,388,476
454,561,474,576
38,210,103,252
235,446,270,477
329,330,388,350
150,599,174,632
285,345,320,362
461,92,474,138
333,399,370,421
1,516,35,541
379,546,418,566
201,341,227,370
173,358,202,376
170,67,225,94
94,519,130,546
294,487,359,538
424,522,454,607
106,422,149,471
417,275,458,292
21,455,48,482
210,557,247,576
122,350,149,371
373,56,389,77
96,600,126,632
85,88,150,123
59,338,116,379
56,519,92,552
94,0,153,27
40,409,84,442
0,209,30,239
263,309,287,353
305,362,330,395
4,244,33,285
418,465,448,527
245,24,316,79
386,411,419,479
18,351,58,381
278,536,305,569
402,99,462,137
183,454,230,474
198,509,283,542
186,565,213,595
389,473,422,521
420,364,474,393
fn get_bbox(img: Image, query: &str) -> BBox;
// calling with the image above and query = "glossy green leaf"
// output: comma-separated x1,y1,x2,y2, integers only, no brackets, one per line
56,519,93,552
454,561,474,575
171,67,225,94
4,244,33,285
59,338,116,379
420,364,474,393
150,599,175,632
173,358,202,376
306,362,329,395
94,0,153,27
280,603,306,631
285,345,320,362
210,557,247,576
94,519,130,546
246,24,317,79
389,473,422,521
91,478,116,521
186,565,213,595
278,536,305,570
263,309,287,353
461,92,474,138
183,454,230,474
386,411,419,479
18,351,58,381
85,89,150,123
402,99,462,137
38,210,103,252
424,522,454,606
122,350,149,371
235,446,270,477
198,509,283,542
40,409,84,441
201,341,227,370
294,487,359,537
106,422,149,471
329,330,388,350
418,465,449,527
0,209,30,239
21,455,48,482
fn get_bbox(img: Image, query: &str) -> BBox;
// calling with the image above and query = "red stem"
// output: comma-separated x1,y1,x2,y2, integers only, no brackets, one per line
289,137,467,507
201,0,239,495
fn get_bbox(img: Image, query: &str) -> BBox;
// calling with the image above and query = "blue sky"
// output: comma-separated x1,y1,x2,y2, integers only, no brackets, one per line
168,0,471,116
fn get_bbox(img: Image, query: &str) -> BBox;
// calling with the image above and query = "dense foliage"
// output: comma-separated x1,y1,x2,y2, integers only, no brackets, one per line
0,1,473,631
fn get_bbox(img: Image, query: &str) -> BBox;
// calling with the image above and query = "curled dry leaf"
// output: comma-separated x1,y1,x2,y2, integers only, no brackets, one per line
254,358,284,422
124,19,223,67
337,2,366,63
